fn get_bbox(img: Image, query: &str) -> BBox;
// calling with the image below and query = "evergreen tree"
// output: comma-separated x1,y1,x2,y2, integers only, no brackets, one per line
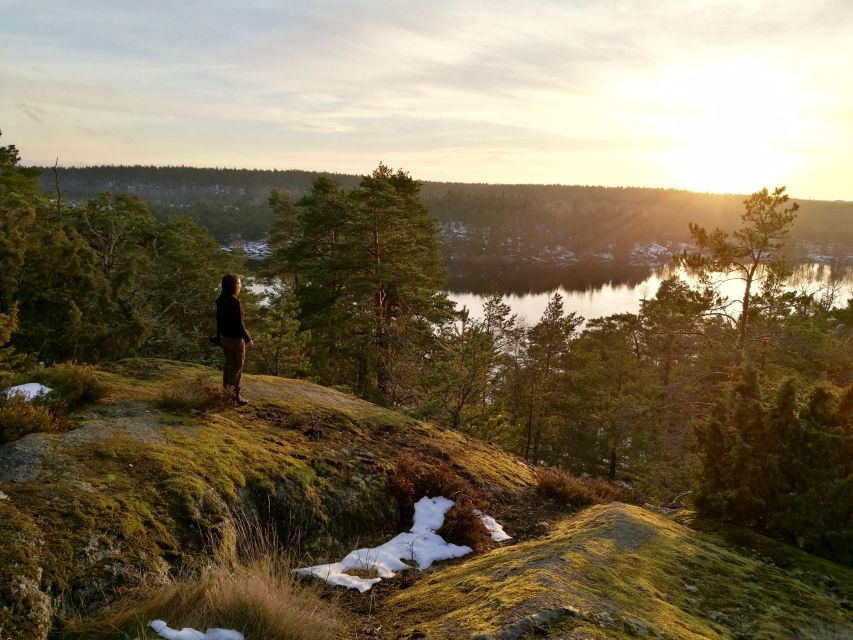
523,293,581,460
249,282,309,377
681,187,798,353
265,165,452,404
0,133,41,343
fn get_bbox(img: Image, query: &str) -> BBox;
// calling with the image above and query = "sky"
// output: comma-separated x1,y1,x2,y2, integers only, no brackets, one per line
2,0,853,200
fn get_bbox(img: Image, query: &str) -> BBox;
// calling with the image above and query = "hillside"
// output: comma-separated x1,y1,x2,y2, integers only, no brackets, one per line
1,360,851,639
39,166,853,259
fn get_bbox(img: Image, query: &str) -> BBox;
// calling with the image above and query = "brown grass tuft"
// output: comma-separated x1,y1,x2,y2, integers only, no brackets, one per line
0,396,60,443
64,517,339,640
35,363,108,408
536,467,635,506
154,376,232,413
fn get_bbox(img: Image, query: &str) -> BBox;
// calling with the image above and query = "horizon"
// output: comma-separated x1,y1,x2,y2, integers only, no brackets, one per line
28,162,853,203
3,1,853,201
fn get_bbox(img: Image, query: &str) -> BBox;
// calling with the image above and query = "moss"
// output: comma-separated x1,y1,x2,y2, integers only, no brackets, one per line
0,358,538,638
383,503,853,639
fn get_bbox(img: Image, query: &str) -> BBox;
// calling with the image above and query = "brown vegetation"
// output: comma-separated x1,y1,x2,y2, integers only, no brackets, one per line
64,519,339,640
154,376,232,413
0,396,59,443
536,466,635,506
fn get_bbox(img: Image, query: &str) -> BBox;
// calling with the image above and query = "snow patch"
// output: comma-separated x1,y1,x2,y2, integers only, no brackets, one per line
4,383,52,401
294,496,510,592
148,620,244,640
474,509,512,542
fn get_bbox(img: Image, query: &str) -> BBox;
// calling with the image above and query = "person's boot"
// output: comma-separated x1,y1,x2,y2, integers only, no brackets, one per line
234,387,249,406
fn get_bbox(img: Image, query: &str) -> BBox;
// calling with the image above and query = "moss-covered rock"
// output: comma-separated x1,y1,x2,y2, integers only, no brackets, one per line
0,359,534,639
382,503,853,639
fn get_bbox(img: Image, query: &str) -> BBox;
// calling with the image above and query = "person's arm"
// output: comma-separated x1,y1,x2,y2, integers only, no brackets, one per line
237,299,252,344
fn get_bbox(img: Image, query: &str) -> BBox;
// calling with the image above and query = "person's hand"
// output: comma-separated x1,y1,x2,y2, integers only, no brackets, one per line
246,340,254,349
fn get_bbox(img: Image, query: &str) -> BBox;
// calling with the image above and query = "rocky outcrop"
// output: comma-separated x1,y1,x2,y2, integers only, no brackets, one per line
0,359,534,639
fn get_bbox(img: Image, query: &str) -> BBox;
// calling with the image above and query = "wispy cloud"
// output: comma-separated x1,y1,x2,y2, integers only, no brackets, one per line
1,0,851,198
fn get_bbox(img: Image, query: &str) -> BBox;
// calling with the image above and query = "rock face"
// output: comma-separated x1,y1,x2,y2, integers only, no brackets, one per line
0,359,535,640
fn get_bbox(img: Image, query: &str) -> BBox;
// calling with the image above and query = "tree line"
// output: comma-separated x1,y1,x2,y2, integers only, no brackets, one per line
41,165,853,257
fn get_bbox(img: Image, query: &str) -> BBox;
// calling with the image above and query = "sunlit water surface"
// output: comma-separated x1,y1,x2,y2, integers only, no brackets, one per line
447,262,853,325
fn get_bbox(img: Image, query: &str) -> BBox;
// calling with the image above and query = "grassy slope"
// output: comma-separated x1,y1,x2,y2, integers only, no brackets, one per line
0,359,533,639
381,503,853,639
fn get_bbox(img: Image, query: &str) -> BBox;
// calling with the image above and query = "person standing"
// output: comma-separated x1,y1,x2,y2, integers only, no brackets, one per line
216,273,253,405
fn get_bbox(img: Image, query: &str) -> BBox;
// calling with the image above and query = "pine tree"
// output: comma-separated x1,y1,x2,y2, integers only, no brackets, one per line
681,187,799,353
265,166,452,404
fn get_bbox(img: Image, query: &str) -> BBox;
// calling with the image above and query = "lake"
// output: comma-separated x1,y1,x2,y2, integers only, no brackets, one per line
446,261,853,325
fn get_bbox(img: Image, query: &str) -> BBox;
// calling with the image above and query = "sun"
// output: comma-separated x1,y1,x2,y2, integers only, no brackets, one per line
651,60,806,194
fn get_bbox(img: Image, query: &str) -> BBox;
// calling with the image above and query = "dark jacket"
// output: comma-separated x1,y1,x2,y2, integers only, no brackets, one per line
216,294,252,343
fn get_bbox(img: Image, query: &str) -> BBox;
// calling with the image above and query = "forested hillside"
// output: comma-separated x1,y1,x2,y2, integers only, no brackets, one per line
40,166,853,260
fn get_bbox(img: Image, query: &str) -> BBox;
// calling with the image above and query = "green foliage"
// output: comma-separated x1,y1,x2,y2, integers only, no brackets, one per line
264,165,452,404
140,215,240,362
247,282,309,377
418,312,496,430
681,186,799,351
695,366,853,564
0,135,240,366
522,293,582,460
0,132,41,348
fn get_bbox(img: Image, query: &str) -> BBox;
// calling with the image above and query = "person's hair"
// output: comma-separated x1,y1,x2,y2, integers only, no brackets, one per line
221,273,240,295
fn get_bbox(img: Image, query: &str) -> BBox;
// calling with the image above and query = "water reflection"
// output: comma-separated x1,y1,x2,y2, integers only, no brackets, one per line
447,260,853,324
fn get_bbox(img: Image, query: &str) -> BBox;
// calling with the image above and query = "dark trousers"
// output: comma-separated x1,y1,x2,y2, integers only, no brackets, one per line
221,336,245,397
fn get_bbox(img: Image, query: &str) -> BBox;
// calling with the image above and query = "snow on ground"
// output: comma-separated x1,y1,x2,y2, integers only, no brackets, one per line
4,383,51,401
474,509,512,542
148,620,244,640
294,496,511,592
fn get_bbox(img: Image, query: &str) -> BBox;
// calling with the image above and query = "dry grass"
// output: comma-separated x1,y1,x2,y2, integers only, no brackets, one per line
64,517,340,640
389,452,493,552
0,395,60,443
536,466,635,506
35,363,108,408
154,376,232,413
388,452,469,522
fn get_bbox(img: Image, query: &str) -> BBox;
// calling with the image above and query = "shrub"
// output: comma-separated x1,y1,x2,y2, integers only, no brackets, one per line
155,376,231,413
34,363,108,408
437,494,492,553
388,452,469,523
536,467,634,506
0,396,60,443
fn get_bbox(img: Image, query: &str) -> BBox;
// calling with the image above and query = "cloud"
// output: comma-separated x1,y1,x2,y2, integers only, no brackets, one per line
17,103,46,124
1,0,852,198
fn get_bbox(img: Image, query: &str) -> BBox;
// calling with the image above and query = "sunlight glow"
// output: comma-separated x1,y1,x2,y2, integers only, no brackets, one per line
646,60,807,193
